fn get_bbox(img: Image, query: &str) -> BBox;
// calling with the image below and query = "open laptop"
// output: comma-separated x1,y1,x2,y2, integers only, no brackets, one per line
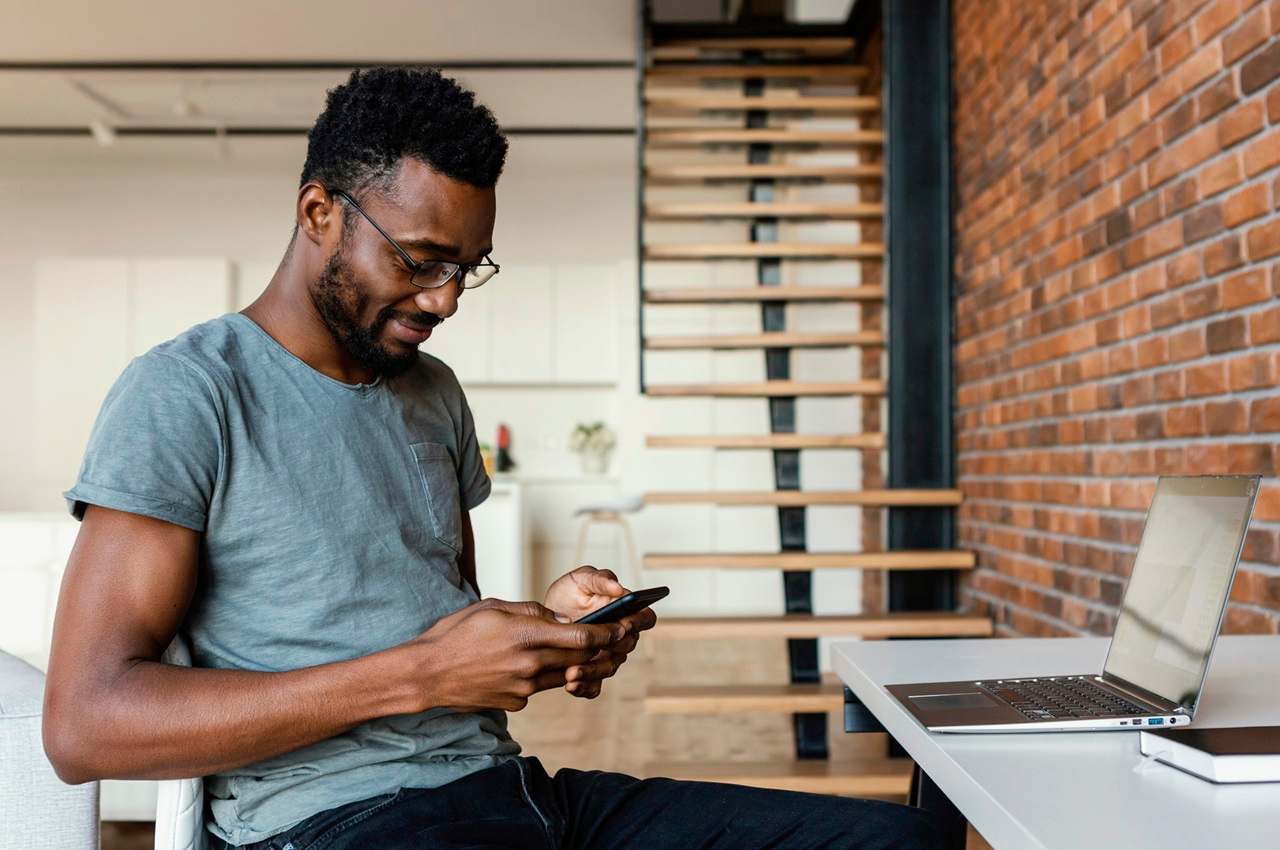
887,475,1260,733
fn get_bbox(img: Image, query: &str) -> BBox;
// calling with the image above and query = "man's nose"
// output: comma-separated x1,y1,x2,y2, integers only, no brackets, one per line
414,280,460,320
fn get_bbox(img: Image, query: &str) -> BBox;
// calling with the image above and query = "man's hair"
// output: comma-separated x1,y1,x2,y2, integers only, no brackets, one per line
299,67,508,198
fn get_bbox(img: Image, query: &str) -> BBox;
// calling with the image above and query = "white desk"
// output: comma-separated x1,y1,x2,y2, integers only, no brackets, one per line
833,636,1280,850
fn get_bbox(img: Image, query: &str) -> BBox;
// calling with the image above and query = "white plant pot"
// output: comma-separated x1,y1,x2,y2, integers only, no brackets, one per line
579,450,611,475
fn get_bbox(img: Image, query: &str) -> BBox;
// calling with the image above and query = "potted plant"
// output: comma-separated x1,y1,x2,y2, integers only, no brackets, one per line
569,421,616,475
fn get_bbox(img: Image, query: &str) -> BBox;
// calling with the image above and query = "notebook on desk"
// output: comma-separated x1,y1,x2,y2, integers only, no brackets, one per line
885,475,1260,733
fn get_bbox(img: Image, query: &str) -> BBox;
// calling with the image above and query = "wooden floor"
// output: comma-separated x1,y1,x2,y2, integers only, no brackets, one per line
102,639,993,849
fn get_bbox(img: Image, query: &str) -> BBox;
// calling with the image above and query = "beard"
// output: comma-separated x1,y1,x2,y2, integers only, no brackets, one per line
310,243,440,379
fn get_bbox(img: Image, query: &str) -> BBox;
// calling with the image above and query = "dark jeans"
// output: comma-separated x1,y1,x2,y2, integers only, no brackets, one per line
211,757,945,850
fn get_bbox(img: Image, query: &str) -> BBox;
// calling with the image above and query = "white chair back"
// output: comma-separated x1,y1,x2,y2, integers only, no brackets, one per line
154,635,207,850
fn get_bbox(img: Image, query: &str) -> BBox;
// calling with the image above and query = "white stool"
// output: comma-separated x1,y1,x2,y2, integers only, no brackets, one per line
572,495,643,586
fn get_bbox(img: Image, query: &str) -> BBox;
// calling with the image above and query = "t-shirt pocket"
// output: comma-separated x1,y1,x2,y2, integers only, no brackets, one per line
410,441,463,554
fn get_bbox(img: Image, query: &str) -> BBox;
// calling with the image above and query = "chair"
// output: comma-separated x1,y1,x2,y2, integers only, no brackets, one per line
572,494,644,586
0,648,99,849
154,635,207,850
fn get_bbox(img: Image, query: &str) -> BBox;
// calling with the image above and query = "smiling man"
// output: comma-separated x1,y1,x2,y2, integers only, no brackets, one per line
42,69,942,849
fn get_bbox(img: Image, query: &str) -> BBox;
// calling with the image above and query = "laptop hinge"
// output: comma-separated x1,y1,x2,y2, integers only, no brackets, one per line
1098,673,1182,713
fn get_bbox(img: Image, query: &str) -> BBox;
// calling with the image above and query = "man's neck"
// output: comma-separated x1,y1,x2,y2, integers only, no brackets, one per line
241,262,378,386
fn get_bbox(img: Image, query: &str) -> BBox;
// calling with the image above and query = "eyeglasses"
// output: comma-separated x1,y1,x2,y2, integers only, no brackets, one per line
332,189,499,290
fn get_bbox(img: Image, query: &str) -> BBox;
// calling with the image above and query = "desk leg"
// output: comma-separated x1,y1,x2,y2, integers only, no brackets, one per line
909,763,967,850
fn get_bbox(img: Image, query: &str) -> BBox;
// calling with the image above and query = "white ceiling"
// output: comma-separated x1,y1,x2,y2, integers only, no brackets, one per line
0,0,635,62
0,0,637,162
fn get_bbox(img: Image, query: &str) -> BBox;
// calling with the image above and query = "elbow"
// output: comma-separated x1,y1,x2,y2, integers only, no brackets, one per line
42,688,103,785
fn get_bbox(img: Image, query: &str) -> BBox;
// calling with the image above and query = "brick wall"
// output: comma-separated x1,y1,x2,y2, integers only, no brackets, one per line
952,0,1280,636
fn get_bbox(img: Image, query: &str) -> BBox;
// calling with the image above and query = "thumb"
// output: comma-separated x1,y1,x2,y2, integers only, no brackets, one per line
482,598,557,621
580,570,629,598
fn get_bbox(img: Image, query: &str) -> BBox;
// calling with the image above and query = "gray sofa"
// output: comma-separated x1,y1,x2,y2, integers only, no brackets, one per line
0,648,99,849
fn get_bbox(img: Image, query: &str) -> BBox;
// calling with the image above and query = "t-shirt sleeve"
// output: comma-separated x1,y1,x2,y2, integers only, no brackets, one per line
455,387,491,513
64,351,224,532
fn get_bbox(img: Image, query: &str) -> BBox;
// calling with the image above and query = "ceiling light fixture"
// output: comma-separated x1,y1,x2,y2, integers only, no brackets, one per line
88,120,116,147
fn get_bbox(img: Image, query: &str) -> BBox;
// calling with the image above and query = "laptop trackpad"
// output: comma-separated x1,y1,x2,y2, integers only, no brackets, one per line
908,692,999,711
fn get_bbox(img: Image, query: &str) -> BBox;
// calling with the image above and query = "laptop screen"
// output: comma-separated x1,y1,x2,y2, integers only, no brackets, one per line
1102,476,1258,710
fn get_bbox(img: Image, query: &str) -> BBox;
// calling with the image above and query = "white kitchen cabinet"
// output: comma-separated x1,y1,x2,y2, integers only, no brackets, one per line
131,258,231,354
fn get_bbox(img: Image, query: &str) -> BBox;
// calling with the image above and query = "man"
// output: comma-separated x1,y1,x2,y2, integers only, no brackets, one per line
43,68,942,849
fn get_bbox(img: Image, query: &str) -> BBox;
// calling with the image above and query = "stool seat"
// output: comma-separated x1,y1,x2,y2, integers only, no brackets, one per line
573,494,644,516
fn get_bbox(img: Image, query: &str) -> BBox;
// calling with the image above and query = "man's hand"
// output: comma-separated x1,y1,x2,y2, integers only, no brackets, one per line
543,566,658,700
404,598,625,712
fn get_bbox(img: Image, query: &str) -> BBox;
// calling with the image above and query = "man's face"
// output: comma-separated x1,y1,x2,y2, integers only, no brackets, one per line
311,157,496,377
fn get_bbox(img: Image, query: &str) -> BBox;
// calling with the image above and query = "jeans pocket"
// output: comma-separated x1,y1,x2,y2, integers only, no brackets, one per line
410,441,462,553
283,790,402,850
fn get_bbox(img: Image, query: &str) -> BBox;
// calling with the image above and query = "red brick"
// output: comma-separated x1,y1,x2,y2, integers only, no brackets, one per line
1222,181,1271,226
1206,315,1248,352
1206,399,1248,433
1247,218,1280,259
1222,268,1271,307
1198,153,1244,197
1204,240,1244,279
1165,404,1206,437
1228,351,1277,390
1219,100,1266,147
1224,5,1271,63
1193,0,1241,44
1148,124,1219,187
1255,397,1280,431
1250,305,1280,343
1243,127,1280,176
1186,362,1229,396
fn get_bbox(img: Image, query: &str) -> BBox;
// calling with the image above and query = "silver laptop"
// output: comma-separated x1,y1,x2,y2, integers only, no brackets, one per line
887,475,1260,733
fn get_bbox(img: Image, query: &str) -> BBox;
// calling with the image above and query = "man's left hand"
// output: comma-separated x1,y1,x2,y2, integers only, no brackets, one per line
543,565,657,699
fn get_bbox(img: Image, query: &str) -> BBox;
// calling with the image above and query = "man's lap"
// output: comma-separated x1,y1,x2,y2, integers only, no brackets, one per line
212,757,944,850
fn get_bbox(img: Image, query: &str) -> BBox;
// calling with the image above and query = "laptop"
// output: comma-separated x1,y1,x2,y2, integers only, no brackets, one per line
887,475,1260,733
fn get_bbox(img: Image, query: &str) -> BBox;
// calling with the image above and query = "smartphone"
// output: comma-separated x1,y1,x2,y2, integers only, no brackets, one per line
573,586,670,625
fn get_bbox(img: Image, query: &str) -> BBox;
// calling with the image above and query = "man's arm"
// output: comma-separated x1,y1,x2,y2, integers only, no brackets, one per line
42,505,424,784
42,505,622,785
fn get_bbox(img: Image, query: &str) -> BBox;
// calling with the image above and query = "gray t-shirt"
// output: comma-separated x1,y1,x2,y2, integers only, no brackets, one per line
64,313,516,846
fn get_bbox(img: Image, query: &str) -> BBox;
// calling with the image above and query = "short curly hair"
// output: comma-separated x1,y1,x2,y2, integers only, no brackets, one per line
300,67,508,199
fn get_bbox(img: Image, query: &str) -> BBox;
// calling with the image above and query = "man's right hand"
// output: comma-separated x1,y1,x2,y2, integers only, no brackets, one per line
402,599,626,713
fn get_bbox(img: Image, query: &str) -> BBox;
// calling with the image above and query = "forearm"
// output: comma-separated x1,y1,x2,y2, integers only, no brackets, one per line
46,643,421,784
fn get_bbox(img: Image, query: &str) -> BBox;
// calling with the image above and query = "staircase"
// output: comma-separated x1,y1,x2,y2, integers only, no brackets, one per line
635,11,990,798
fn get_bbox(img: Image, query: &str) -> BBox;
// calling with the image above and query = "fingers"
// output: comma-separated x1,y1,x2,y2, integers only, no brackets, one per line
618,607,657,635
564,656,622,684
566,680,602,699
484,598,560,619
517,619,626,651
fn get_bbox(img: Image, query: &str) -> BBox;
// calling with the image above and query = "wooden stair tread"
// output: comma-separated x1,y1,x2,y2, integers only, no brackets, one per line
646,64,872,81
643,550,977,570
645,380,884,397
645,201,882,219
647,128,884,146
645,330,883,350
652,613,994,639
645,433,885,449
644,285,883,303
643,489,964,506
645,163,883,183
642,759,912,797
652,36,857,54
645,242,884,259
646,94,879,112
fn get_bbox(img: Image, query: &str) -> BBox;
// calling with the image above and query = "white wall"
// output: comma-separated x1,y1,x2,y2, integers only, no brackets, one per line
0,131,871,621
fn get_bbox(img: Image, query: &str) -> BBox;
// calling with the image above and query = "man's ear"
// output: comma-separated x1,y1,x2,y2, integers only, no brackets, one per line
297,182,341,247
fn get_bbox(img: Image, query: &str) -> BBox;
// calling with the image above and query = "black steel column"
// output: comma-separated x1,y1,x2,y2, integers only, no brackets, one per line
885,0,954,610
743,62,827,761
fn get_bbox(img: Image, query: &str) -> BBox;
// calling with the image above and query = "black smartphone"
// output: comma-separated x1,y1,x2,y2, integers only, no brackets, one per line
573,586,670,625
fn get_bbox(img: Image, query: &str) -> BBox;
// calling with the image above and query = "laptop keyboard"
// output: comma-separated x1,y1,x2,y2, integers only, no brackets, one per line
983,676,1150,721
